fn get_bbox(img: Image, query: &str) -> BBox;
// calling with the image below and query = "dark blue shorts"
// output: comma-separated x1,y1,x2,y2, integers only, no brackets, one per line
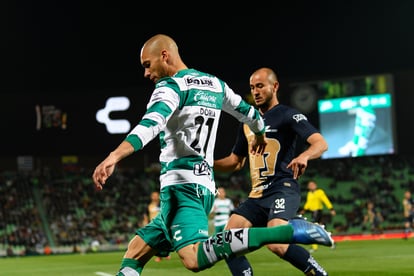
232,179,300,226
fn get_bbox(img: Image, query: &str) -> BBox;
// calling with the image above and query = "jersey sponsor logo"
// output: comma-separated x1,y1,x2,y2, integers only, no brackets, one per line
193,90,219,108
292,113,308,123
185,77,214,87
265,125,278,132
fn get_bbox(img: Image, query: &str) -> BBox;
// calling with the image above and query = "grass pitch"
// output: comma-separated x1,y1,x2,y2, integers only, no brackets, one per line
1,239,413,275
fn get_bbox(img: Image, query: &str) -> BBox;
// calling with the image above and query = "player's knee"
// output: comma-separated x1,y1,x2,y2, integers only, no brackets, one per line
182,259,201,272
177,245,202,272
178,254,200,272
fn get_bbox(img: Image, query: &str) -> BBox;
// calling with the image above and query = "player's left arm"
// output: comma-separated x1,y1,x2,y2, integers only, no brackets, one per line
303,133,329,160
287,133,328,179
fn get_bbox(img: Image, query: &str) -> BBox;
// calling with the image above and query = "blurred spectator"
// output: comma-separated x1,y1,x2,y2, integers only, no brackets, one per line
43,243,53,255
362,201,384,234
6,246,15,257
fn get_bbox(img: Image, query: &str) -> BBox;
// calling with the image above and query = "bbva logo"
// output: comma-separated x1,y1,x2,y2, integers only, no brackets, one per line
96,96,131,134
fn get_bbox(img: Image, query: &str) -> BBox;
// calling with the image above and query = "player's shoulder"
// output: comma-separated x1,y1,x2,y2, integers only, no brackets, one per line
155,76,179,91
154,69,199,89
167,68,225,91
265,104,298,120
267,104,297,114
173,68,219,81
278,104,311,123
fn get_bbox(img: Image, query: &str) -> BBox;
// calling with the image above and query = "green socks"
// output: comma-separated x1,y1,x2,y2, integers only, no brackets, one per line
117,258,143,276
248,224,293,249
197,225,294,270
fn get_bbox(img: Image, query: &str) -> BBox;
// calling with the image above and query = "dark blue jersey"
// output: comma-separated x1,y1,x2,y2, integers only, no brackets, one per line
232,104,319,198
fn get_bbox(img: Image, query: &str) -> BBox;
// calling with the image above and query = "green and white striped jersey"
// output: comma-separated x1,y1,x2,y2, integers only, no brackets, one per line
125,68,265,193
212,198,235,228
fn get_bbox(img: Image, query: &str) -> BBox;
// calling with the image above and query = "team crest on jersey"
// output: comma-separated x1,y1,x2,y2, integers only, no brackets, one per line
292,114,308,122
193,160,212,177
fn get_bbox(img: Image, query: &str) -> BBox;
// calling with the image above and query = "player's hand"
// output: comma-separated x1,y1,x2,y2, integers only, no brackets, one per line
92,141,134,190
92,158,116,190
250,133,267,155
286,156,308,179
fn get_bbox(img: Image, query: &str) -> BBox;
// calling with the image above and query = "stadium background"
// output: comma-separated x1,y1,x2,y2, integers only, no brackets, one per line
2,0,414,257
3,1,414,167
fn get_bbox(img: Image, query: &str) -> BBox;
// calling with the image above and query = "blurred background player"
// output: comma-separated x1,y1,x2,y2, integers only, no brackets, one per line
402,190,414,239
210,187,235,233
146,191,161,223
362,200,383,234
143,191,171,262
301,180,336,252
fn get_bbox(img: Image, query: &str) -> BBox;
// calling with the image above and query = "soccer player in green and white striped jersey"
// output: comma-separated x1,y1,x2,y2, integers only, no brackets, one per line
92,34,334,276
211,187,235,233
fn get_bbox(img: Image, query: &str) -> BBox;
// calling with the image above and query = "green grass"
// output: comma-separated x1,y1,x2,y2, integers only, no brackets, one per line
1,239,413,275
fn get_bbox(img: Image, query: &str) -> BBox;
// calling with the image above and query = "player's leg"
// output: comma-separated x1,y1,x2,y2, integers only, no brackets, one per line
222,193,330,276
116,235,157,276
226,256,253,276
222,199,266,276
269,187,329,276
266,221,327,276
170,184,292,272
403,216,412,239
118,184,194,275
211,219,253,275
169,184,294,272
117,214,172,276
196,218,333,271
162,184,334,273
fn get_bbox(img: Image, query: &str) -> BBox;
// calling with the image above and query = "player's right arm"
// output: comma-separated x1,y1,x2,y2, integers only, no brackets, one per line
221,83,265,138
92,140,135,190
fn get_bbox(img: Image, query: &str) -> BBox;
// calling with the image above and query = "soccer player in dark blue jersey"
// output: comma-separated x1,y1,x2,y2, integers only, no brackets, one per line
215,67,330,276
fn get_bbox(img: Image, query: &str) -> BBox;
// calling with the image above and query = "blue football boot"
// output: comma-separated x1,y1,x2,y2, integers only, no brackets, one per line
289,217,334,247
